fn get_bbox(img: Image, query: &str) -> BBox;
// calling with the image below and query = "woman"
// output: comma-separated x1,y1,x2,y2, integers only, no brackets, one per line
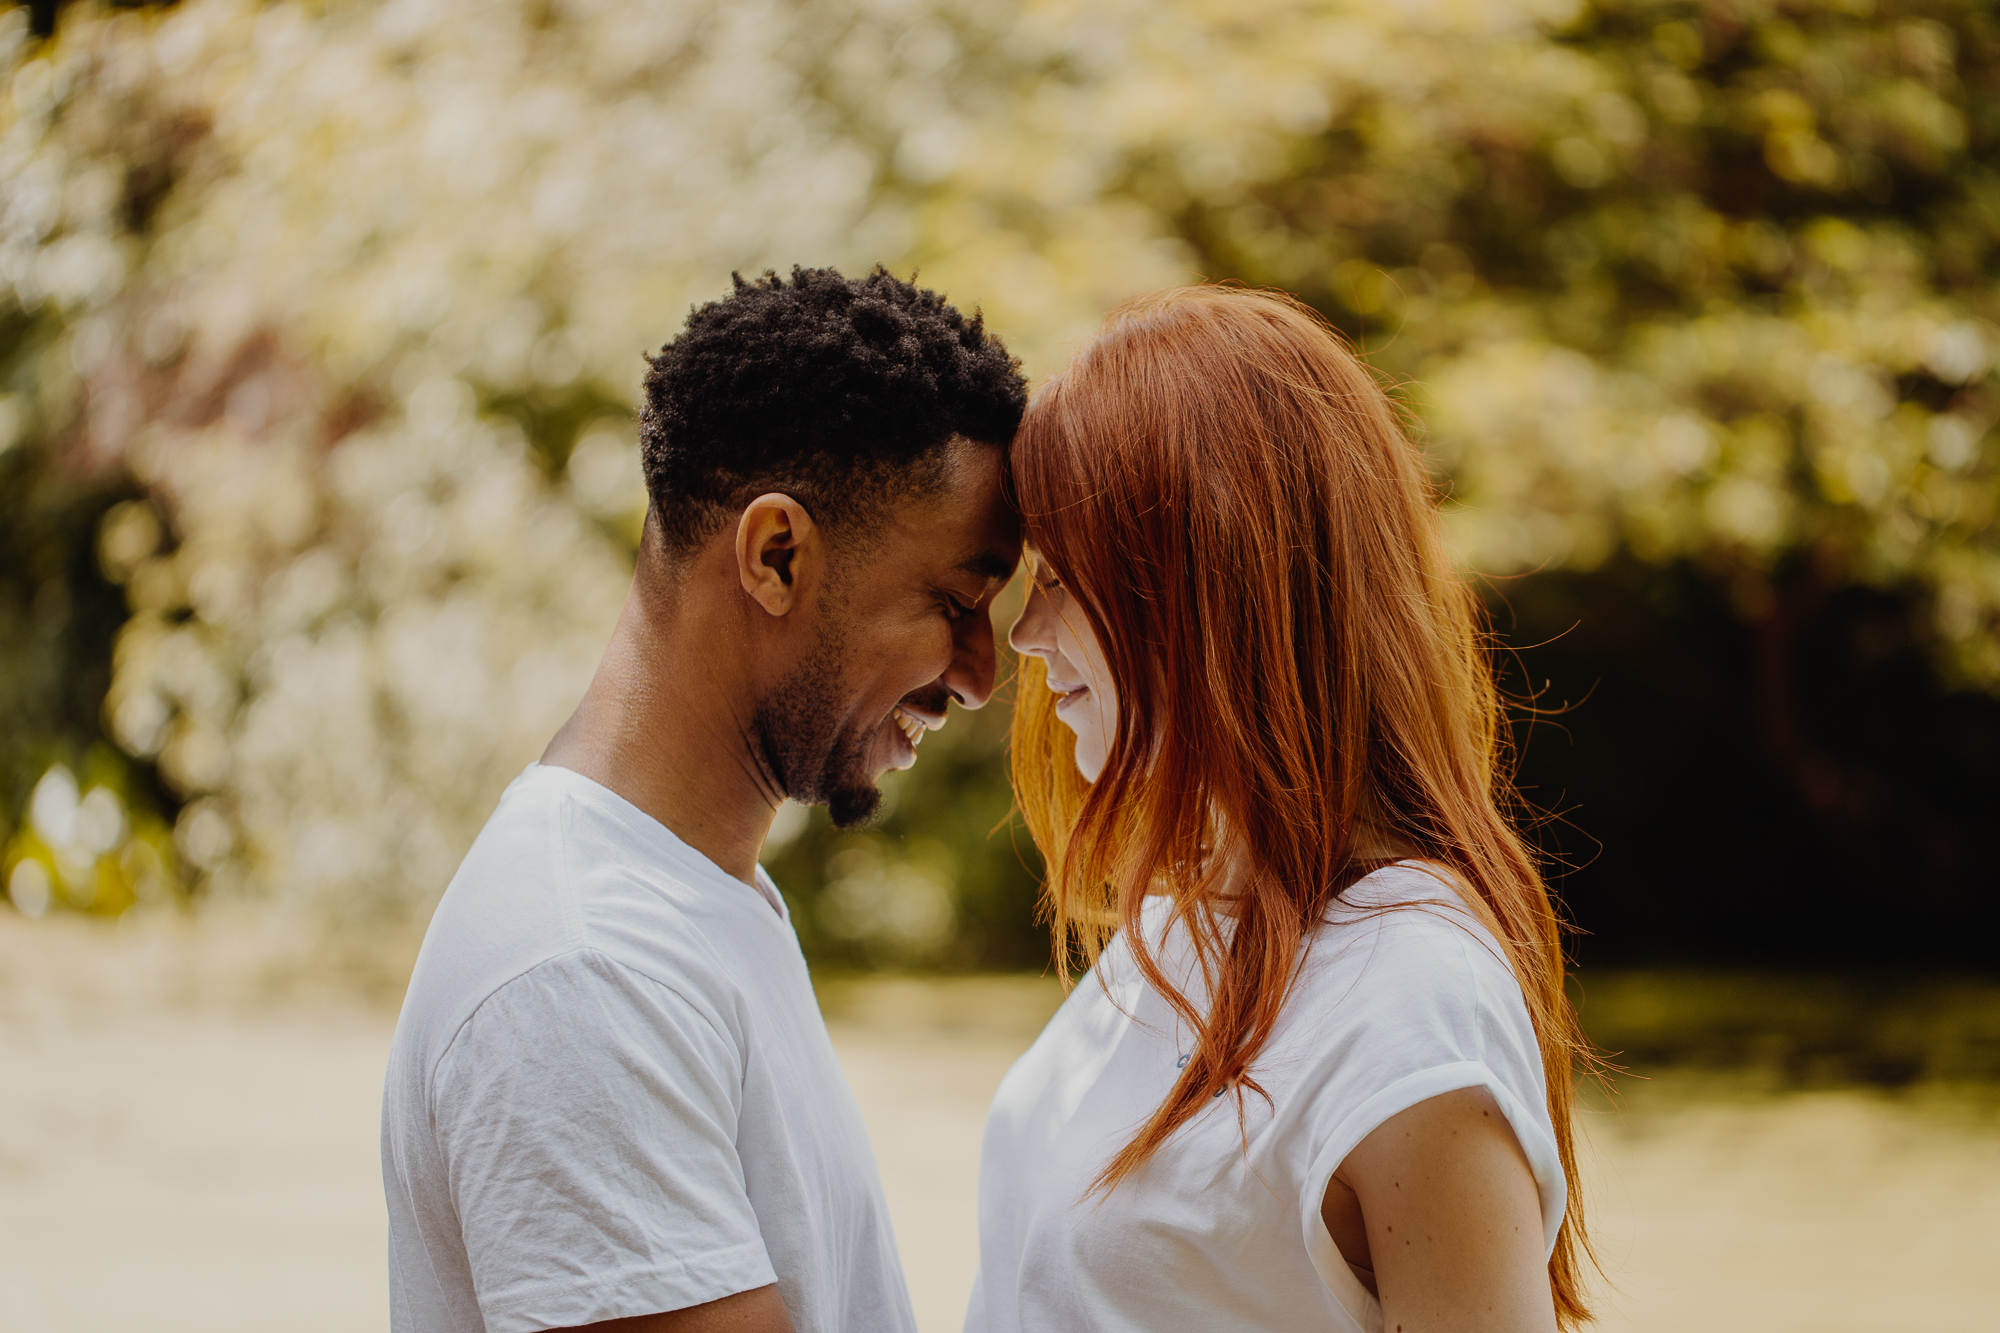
972,286,1596,1333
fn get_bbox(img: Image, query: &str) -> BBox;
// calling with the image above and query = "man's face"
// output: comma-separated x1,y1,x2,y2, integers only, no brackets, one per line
752,441,1020,827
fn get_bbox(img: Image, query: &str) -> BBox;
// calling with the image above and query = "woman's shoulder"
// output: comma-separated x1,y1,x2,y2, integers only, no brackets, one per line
1320,859,1501,945
1270,863,1550,1149
1299,861,1521,1017
1284,862,1560,1210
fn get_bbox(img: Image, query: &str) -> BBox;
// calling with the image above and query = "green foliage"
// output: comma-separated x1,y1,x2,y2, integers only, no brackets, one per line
0,236,181,916
0,0,1993,970
1575,968,2000,1087
1155,0,2000,683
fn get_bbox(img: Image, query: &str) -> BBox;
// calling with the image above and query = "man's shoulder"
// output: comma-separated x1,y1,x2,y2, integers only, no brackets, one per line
392,767,778,1077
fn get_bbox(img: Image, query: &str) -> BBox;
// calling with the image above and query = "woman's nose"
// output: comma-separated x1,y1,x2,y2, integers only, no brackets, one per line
1008,583,1054,656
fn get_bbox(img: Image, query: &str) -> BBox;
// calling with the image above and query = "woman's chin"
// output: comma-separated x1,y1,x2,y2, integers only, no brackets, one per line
1072,744,1106,783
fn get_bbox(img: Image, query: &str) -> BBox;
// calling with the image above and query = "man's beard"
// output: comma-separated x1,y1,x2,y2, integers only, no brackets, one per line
750,616,883,829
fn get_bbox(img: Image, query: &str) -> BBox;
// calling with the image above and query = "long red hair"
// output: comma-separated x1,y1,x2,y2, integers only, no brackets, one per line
1008,285,1597,1326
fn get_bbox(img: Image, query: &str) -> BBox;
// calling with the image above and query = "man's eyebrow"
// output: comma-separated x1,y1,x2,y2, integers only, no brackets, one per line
958,550,1018,582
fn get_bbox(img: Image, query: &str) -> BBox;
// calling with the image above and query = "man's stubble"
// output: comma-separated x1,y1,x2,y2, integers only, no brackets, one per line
750,606,884,830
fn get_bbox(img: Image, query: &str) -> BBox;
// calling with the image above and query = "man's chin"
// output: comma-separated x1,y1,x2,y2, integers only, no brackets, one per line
806,722,903,829
825,782,883,830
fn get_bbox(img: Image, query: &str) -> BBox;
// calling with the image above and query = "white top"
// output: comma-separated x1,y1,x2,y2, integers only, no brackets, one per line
382,764,916,1333
967,862,1565,1333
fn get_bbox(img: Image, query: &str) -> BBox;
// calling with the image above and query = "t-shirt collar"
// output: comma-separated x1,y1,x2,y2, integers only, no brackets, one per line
522,762,789,921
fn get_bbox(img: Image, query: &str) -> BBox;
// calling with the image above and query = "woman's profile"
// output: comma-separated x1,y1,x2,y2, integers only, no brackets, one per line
975,285,1596,1332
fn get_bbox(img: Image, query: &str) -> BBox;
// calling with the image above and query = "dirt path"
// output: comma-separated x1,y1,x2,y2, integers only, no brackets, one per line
2,930,1995,1331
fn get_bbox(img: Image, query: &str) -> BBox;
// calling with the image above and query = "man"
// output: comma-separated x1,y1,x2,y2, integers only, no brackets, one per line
382,267,1027,1333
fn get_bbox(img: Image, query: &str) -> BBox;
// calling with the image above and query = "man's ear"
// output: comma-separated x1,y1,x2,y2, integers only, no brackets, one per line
735,494,818,617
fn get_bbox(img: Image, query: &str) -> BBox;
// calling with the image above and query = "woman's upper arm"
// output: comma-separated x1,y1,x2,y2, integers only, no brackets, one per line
1329,1085,1557,1333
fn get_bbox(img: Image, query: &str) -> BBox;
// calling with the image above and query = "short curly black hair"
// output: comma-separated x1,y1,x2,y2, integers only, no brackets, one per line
639,266,1027,554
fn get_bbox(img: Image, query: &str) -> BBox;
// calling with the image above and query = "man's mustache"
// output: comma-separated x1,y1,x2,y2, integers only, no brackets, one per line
898,684,956,718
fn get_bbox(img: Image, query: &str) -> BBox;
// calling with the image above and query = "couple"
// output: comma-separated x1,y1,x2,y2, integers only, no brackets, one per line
382,269,1593,1333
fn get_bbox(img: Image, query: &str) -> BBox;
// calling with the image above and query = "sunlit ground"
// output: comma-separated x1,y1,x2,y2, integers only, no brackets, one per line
2,917,1996,1333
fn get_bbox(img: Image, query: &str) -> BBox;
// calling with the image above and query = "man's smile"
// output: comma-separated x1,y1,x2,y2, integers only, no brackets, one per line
889,701,948,749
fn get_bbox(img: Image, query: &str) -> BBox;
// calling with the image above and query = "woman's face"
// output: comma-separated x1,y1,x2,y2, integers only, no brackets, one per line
1008,553,1119,782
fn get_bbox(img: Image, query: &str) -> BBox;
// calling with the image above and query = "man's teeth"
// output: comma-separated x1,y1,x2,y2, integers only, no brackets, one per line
892,707,926,747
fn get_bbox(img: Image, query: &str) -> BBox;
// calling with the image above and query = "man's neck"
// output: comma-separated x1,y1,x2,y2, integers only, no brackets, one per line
541,551,780,886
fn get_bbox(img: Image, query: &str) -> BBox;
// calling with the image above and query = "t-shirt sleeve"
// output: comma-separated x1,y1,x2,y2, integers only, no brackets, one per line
429,949,775,1333
1294,896,1568,1283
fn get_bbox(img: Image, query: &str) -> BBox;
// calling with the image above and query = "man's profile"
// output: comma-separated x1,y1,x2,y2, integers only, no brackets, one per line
381,267,1027,1333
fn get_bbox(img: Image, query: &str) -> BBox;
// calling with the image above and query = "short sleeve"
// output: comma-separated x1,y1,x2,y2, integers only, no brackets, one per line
1294,890,1568,1301
431,949,776,1333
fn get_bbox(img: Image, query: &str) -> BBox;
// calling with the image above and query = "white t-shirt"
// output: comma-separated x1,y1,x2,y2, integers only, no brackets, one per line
967,862,1565,1333
382,764,916,1333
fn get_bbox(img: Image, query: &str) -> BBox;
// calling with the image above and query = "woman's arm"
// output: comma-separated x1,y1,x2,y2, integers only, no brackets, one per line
1322,1085,1557,1332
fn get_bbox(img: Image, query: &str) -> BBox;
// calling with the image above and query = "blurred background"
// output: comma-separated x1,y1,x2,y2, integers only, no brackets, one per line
1,0,1996,1330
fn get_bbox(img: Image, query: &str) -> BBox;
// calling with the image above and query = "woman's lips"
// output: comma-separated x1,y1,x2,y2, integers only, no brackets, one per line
1052,686,1090,712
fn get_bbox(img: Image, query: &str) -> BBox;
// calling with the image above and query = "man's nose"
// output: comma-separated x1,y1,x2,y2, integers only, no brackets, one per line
943,606,1000,711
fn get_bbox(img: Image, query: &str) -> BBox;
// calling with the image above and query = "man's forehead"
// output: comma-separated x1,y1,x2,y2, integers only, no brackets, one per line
892,440,1021,575
910,524,1017,589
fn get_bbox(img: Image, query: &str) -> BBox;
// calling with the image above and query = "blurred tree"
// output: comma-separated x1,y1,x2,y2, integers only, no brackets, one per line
2,0,1994,969
1122,0,2000,965
14,0,157,40
1138,0,1998,672
1493,561,1999,967
0,24,183,914
0,0,1125,953
0,334,173,897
